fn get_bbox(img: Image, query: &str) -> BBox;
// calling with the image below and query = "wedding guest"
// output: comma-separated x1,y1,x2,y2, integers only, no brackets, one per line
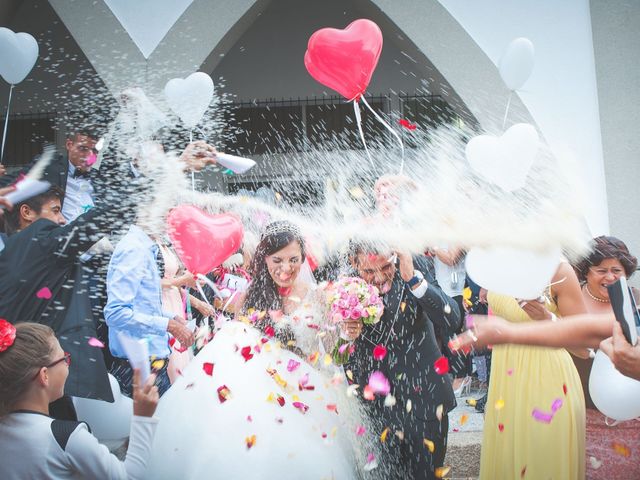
0,321,159,480
476,261,588,480
348,242,460,479
104,224,195,397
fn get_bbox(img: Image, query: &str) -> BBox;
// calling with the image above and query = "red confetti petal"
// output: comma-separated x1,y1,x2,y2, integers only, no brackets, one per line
399,119,417,130
277,395,285,407
87,337,104,348
202,362,214,376
326,403,338,414
36,287,52,300
241,346,254,362
217,385,231,403
498,423,504,432
373,344,387,361
433,356,449,375
563,384,567,395
264,325,275,338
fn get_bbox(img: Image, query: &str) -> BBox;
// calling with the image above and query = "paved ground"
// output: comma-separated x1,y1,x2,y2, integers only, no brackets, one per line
444,387,486,479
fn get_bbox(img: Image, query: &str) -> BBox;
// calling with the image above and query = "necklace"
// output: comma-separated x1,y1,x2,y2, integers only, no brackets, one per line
584,285,609,303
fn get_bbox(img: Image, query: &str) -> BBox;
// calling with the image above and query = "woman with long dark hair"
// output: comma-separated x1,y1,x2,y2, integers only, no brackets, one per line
145,221,366,479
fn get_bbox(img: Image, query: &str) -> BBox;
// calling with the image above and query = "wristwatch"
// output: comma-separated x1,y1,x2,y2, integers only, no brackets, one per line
406,270,424,289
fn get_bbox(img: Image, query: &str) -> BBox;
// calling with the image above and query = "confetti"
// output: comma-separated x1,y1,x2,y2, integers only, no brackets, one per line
494,398,505,410
240,346,253,362
246,415,252,422
395,430,405,441
589,457,602,469
326,404,338,414
292,401,309,414
368,371,391,396
433,356,449,375
436,404,444,421
498,423,504,432
364,453,378,472
459,414,468,426
400,301,406,312
435,466,451,478
308,352,319,365
151,359,165,370
277,394,285,407
36,287,52,300
346,370,354,382
287,359,300,372
612,442,631,457
399,118,417,130
87,337,104,348
444,304,451,314
520,466,527,478
406,399,412,413
217,385,231,403
356,425,366,436
373,344,387,361
202,362,214,376
346,384,359,397
380,427,390,442
245,434,256,449
423,438,435,453
363,385,375,401
507,368,514,376
384,394,396,407
323,353,333,366
264,325,275,338
466,398,477,407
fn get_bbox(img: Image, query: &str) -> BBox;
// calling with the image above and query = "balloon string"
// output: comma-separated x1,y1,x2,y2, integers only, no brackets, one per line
353,100,374,170
502,91,513,130
360,95,405,174
1,85,14,165
189,129,195,191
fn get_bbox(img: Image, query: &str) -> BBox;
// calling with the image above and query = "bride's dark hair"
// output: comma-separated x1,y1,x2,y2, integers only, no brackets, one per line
243,221,306,313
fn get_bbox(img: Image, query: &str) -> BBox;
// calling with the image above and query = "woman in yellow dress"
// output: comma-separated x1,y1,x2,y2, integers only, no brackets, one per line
480,262,588,479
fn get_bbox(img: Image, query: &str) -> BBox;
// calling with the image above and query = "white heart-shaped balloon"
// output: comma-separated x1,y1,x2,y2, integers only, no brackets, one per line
466,246,560,299
499,37,535,91
164,72,214,129
466,123,539,191
0,27,38,85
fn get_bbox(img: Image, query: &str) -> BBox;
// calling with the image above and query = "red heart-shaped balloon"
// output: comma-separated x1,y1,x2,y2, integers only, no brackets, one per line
304,19,383,100
167,205,244,275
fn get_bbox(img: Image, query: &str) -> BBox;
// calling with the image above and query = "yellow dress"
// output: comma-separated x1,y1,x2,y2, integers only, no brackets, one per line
479,293,585,480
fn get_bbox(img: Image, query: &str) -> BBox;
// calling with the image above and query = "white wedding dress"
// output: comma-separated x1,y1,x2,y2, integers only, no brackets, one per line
144,288,366,479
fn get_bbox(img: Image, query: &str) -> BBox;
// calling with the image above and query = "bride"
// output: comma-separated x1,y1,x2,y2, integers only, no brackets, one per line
145,222,369,479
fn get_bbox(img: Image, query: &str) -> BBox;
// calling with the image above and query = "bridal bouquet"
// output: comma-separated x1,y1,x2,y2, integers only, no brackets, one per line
327,277,384,326
327,277,384,364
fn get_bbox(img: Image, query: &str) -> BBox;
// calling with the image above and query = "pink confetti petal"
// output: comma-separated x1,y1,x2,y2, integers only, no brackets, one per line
36,287,52,300
356,425,366,436
292,401,309,414
368,370,391,396
551,398,563,413
338,342,350,354
87,337,105,348
287,359,300,372
531,408,554,423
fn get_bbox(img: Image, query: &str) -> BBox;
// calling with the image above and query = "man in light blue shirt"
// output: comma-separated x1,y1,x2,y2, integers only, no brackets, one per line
105,224,194,397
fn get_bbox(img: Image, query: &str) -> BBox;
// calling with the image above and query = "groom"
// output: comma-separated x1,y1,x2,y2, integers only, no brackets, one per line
347,242,461,479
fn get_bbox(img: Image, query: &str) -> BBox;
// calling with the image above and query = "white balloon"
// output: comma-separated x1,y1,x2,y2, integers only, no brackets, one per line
72,374,132,449
0,27,38,85
164,72,214,129
466,246,560,299
465,123,539,192
499,37,535,91
589,350,640,421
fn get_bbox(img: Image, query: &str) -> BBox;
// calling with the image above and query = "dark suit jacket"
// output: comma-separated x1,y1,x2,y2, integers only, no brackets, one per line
347,255,461,423
0,149,140,400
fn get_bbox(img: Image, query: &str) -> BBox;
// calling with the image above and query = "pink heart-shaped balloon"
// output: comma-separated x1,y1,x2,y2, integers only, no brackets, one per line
167,206,244,275
304,19,383,100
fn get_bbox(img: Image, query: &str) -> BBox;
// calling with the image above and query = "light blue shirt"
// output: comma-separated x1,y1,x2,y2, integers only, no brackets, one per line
104,225,175,359
62,162,95,222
